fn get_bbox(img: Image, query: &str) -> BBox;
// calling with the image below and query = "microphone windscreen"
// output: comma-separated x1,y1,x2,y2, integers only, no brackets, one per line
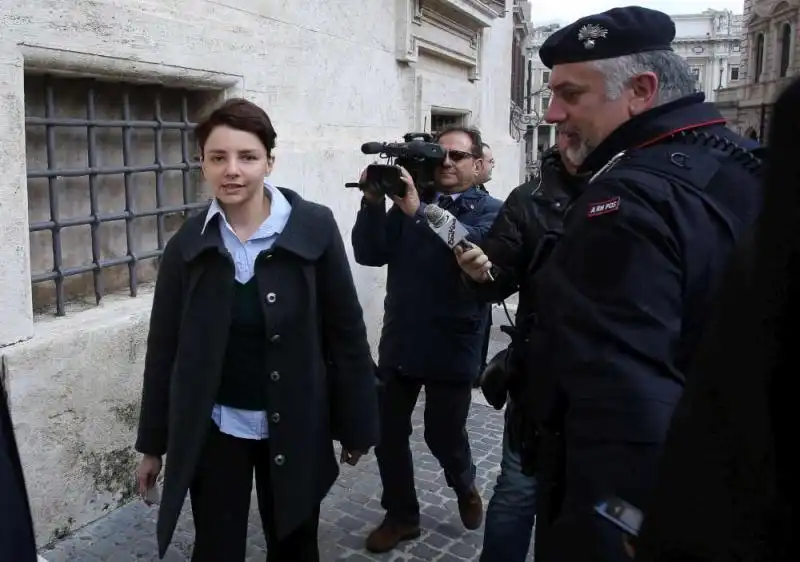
361,142,385,155
423,204,446,227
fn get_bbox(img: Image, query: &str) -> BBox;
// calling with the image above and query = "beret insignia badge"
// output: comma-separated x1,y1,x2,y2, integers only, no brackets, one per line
577,24,608,49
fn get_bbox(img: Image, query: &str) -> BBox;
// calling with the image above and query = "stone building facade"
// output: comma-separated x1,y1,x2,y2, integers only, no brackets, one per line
0,0,523,546
716,0,798,140
523,24,558,171
672,9,744,102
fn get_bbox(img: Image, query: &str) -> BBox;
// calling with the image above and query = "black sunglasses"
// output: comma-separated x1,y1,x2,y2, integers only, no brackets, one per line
443,149,474,163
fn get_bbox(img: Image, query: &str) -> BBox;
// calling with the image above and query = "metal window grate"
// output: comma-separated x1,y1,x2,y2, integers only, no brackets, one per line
430,113,462,134
25,75,209,316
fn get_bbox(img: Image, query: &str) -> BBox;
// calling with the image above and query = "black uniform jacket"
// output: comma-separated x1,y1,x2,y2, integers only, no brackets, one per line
525,93,765,561
526,94,764,442
135,188,379,557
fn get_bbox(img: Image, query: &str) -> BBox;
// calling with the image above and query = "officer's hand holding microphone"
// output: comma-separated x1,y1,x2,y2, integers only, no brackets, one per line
454,245,494,282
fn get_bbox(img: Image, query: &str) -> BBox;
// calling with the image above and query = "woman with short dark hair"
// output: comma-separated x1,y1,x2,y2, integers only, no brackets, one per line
134,98,379,562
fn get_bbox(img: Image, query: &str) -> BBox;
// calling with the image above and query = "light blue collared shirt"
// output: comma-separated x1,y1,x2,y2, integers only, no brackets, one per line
201,181,292,440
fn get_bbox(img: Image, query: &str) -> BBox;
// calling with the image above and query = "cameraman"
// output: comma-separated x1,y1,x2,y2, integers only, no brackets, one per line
458,136,583,562
352,126,502,554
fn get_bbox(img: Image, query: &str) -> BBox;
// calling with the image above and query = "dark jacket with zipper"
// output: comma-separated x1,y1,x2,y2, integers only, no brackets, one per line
135,188,379,557
351,186,502,382
468,151,584,399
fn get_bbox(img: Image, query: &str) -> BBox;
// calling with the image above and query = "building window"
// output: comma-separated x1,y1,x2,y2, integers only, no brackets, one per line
779,23,792,78
732,41,741,52
542,70,551,84
24,74,210,316
730,66,740,81
430,111,465,134
754,32,765,83
541,95,551,113
510,34,526,108
690,67,702,90
536,124,553,154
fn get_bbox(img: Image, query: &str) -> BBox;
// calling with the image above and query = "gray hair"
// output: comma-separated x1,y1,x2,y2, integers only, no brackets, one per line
590,50,696,105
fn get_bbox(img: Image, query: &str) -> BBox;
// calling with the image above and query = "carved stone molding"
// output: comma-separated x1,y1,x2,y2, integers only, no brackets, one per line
395,0,499,81
750,0,799,21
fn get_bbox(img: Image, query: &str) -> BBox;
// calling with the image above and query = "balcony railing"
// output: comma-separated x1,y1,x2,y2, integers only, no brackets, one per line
509,100,540,142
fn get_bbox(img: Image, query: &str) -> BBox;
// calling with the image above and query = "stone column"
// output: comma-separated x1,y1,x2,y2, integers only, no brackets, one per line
0,45,34,347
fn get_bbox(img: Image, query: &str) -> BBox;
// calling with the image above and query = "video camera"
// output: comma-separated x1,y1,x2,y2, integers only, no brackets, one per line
345,132,445,199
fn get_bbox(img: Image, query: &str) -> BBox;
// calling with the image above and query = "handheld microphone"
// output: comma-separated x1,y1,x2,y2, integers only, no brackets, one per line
423,204,495,281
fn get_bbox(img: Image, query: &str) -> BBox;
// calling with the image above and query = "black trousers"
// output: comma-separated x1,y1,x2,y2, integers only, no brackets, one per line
190,425,320,562
376,371,476,524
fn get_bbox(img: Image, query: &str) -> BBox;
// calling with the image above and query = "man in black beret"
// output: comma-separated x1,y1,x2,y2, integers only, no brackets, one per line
457,5,765,562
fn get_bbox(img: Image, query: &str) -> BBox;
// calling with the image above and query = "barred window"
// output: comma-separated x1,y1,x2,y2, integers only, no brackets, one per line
24,74,213,316
430,112,465,134
753,33,765,83
779,23,792,78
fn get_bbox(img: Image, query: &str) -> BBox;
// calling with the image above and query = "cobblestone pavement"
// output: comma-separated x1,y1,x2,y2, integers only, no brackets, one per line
40,323,523,562
40,399,520,562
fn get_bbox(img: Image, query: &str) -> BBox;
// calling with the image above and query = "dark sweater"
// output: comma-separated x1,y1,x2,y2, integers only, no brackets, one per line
216,278,268,410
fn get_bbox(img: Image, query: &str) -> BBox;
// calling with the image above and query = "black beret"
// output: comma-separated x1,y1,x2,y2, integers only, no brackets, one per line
539,6,676,69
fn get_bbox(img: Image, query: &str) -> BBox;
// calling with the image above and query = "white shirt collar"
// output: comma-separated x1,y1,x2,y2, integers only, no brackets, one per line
201,180,292,236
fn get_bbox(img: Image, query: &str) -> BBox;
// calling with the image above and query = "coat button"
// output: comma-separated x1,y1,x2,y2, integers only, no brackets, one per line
270,334,281,344
270,370,280,381
274,454,285,466
271,412,281,423
265,292,277,304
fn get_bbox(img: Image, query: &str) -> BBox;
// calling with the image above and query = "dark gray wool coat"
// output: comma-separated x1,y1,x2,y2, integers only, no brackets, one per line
135,187,380,558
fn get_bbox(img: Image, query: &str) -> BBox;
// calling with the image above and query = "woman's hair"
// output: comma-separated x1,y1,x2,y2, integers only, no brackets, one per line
194,98,277,156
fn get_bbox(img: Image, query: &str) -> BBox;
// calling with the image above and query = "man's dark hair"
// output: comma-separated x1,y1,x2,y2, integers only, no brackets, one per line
195,98,277,156
481,142,491,150
435,125,483,158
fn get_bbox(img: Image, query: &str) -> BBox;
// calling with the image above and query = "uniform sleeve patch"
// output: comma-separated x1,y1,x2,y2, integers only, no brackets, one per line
587,196,621,217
